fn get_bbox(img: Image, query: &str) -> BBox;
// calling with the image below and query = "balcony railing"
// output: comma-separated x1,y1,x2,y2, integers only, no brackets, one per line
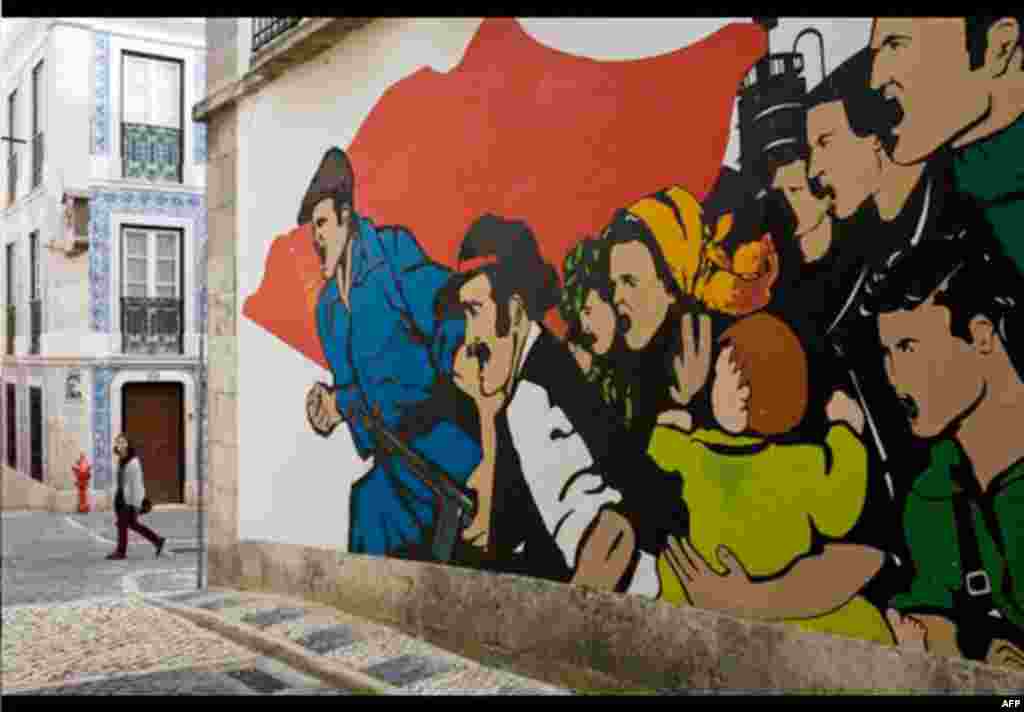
122,123,182,183
31,132,43,189
5,304,13,355
252,18,302,53
6,152,17,206
29,299,40,355
122,297,183,355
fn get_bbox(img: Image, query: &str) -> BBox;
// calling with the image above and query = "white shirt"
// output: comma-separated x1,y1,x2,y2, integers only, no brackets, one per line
505,322,660,597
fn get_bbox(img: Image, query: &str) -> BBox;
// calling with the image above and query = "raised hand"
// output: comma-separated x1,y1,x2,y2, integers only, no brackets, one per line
670,312,714,407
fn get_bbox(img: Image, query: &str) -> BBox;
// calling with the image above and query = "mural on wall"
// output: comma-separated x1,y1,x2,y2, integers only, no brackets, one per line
243,17,1024,671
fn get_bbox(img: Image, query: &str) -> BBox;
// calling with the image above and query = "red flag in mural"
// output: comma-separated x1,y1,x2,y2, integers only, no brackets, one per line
245,18,767,369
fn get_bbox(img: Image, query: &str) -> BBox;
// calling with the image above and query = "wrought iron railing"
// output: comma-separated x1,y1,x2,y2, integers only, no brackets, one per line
122,297,183,355
31,132,43,189
29,299,40,355
122,123,182,183
6,152,17,206
5,304,13,355
252,18,302,53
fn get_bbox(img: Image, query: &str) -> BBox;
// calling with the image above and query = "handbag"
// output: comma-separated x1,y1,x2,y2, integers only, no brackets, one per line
140,498,153,515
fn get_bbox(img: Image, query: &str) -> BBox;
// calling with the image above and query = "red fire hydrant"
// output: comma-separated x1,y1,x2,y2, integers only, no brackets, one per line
73,454,92,513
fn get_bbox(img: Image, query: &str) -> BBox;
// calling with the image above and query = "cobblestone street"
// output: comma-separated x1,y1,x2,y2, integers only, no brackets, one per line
0,510,573,695
2,509,203,606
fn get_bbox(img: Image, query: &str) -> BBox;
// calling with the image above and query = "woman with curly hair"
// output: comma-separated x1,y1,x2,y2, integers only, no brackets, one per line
560,236,633,429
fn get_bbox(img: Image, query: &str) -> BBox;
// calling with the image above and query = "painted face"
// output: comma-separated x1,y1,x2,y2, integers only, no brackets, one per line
771,159,832,237
877,298,986,438
807,100,883,220
870,18,990,165
609,240,676,352
711,346,750,435
580,288,617,356
312,197,353,281
459,273,520,397
452,340,484,400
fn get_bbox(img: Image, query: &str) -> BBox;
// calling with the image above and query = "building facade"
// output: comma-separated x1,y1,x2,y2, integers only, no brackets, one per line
199,17,1024,683
1,18,208,510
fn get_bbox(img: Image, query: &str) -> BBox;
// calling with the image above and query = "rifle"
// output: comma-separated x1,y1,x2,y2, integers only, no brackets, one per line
348,402,478,563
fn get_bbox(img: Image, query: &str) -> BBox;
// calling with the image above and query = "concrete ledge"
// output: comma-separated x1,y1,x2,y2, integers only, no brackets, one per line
151,591,393,695
214,540,1024,693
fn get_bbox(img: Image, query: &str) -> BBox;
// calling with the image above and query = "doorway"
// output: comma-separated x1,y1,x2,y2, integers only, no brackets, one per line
121,382,184,504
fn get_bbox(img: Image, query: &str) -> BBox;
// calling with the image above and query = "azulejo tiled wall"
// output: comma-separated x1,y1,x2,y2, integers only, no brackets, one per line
87,187,207,488
91,31,111,156
87,188,207,333
91,366,114,488
194,58,208,165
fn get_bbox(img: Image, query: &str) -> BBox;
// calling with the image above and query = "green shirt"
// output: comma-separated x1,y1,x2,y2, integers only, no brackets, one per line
890,439,1024,632
954,114,1024,271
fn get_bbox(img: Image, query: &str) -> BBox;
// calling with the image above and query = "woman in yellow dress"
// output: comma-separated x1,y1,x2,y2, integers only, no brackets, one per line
650,311,894,646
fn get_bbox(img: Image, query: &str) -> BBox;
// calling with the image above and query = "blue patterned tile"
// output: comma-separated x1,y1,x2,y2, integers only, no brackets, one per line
193,59,208,165
92,366,115,488
92,32,111,156
88,189,206,335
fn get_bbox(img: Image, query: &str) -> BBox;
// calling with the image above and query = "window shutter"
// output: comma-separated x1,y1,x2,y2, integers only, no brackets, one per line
124,56,150,125
150,60,180,129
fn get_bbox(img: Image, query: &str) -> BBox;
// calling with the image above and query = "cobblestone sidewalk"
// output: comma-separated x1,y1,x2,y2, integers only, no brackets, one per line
146,588,574,695
2,589,573,695
1,594,260,692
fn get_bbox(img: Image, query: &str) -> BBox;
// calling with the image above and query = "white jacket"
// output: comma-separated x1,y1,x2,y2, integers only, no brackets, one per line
111,457,146,509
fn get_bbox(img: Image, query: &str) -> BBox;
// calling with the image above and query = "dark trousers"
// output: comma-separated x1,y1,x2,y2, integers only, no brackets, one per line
115,507,162,555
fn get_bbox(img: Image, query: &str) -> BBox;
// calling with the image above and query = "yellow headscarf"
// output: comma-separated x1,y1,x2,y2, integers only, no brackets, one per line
625,186,731,297
625,185,777,316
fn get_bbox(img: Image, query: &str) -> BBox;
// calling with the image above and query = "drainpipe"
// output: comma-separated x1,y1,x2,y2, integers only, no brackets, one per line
196,242,208,590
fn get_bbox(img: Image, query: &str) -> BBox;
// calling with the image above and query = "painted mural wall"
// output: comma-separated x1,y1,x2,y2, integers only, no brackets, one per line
237,18,1024,672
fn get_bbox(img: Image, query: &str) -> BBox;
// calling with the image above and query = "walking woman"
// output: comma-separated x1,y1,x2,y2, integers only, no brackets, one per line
107,433,166,560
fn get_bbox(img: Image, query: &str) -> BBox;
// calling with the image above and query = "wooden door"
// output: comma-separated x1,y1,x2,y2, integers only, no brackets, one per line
122,382,183,504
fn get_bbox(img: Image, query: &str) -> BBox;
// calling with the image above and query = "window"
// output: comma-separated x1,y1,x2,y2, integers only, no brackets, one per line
29,386,42,481
121,226,183,355
121,52,183,183
123,227,181,299
28,232,40,355
252,18,302,53
5,383,14,470
31,61,44,189
7,90,17,205
5,243,14,356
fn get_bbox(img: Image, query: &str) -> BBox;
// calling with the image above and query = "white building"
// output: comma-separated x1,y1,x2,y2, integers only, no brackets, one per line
1,18,208,510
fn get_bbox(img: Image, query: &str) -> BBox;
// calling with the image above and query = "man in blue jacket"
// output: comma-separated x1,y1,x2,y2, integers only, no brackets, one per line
301,147,481,558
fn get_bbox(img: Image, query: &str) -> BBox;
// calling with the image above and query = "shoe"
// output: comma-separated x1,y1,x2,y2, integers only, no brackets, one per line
155,538,166,558
106,553,126,560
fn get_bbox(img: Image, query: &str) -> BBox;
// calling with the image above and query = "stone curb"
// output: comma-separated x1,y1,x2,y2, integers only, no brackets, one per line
148,594,397,695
